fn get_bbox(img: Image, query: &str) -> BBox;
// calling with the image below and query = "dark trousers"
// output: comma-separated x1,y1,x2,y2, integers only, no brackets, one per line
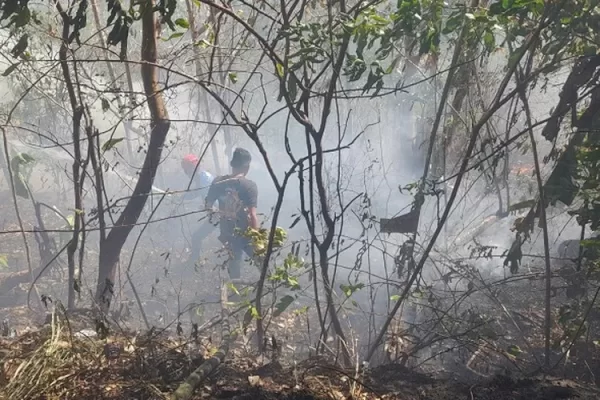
189,221,217,262
222,235,255,279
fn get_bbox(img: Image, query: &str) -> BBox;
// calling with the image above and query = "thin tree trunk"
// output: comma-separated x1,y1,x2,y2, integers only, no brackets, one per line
95,0,171,314
366,11,549,361
520,92,552,369
0,129,34,279
55,1,85,310
90,0,134,162
184,0,222,174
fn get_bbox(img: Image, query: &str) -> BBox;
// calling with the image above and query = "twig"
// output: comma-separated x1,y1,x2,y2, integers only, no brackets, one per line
171,279,236,400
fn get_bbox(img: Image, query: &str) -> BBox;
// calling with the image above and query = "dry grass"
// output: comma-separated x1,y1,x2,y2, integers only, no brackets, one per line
0,309,170,400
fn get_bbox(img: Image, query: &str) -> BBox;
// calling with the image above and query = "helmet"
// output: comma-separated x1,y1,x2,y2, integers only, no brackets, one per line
182,154,199,169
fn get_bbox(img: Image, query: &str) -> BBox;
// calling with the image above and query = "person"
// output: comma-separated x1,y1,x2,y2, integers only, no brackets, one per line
205,148,258,283
181,154,214,200
180,154,216,263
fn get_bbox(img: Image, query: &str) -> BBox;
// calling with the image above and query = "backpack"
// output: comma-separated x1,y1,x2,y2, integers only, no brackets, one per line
217,178,248,236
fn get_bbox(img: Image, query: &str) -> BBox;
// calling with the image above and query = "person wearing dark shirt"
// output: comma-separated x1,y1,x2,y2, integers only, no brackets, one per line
181,154,217,264
205,148,258,282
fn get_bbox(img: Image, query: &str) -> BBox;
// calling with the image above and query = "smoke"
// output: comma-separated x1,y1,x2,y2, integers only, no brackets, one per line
0,10,590,370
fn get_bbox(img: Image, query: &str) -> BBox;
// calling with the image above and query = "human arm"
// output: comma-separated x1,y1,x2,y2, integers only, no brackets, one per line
248,207,259,230
244,180,259,229
204,178,221,224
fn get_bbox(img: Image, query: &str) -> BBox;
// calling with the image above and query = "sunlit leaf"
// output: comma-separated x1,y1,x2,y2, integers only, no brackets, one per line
507,344,523,357
163,32,184,41
228,72,238,84
276,63,284,78
175,18,189,29
0,255,8,270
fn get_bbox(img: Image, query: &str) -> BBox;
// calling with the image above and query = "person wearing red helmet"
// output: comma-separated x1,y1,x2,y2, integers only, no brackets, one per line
181,154,216,264
181,154,214,200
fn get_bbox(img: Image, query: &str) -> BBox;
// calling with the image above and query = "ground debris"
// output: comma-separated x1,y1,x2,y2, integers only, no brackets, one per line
1,321,599,400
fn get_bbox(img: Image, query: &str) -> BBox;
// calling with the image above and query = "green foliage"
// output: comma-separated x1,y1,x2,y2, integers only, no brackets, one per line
0,0,32,28
0,0,182,59
340,282,365,297
101,137,124,153
163,32,184,41
242,226,287,256
0,254,8,270
174,17,189,29
572,139,600,231
268,253,303,290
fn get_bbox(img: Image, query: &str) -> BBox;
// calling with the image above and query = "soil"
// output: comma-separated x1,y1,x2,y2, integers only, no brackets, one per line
1,315,599,400
1,186,600,400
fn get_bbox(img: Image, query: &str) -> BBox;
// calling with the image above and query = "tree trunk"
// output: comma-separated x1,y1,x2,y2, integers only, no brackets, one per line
90,0,135,162
95,0,171,314
184,0,223,174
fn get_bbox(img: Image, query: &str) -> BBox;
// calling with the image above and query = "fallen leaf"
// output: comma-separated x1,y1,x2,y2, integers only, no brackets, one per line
248,375,262,387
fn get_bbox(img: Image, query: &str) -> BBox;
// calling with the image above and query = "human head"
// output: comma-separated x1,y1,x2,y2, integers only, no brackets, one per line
230,147,251,175
181,154,199,177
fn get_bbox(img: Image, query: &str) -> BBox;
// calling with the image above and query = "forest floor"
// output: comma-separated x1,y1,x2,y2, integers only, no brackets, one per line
0,307,599,400
1,192,600,399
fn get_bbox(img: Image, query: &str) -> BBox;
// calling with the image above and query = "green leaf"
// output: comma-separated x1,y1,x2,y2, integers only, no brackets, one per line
501,0,513,9
66,215,75,229
483,31,495,52
508,46,525,69
12,7,31,28
273,295,295,318
2,63,18,76
442,14,462,34
102,137,124,152
175,18,190,29
276,63,285,78
0,254,8,270
340,283,365,297
195,39,211,48
507,344,522,357
227,282,240,295
390,294,400,302
228,72,238,84
464,13,475,20
293,306,309,315
162,32,184,41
